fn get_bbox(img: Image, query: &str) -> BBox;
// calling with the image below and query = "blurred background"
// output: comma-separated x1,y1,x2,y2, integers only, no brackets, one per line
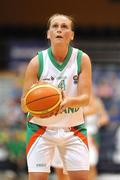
0,0,120,179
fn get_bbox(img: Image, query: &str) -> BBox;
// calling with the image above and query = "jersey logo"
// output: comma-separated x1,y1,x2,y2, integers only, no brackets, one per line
43,76,54,81
73,75,79,84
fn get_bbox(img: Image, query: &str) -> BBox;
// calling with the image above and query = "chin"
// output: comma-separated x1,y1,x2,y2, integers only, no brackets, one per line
54,41,64,45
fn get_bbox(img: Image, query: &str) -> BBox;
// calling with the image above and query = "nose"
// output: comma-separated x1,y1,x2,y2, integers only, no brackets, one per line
57,26,62,33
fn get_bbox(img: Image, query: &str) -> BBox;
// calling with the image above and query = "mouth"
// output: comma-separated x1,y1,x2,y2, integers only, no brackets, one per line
56,35,63,39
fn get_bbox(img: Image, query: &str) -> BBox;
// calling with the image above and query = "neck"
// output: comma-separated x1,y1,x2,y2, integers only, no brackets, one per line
51,46,69,62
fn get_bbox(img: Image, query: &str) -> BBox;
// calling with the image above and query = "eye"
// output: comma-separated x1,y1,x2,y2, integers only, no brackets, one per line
52,24,58,28
61,24,68,29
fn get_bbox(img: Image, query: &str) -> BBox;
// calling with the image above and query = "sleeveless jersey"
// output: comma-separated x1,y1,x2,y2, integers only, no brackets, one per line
29,46,84,127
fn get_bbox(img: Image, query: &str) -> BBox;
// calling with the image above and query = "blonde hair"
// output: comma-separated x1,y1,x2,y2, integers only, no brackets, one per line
47,13,74,30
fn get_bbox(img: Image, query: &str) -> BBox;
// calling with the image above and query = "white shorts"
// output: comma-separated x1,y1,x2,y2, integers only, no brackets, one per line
26,122,89,172
51,146,63,168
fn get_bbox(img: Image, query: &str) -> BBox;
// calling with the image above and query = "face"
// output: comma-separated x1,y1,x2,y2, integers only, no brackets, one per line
47,15,74,46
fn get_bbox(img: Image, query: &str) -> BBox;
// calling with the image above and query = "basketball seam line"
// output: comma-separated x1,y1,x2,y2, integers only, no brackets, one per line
26,94,60,105
27,99,61,114
28,102,61,112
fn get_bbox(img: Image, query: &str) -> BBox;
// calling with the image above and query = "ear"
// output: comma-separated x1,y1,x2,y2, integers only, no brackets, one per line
47,30,50,39
71,31,74,40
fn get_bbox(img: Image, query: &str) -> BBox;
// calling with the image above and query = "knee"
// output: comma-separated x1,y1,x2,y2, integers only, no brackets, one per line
68,170,89,180
28,172,49,180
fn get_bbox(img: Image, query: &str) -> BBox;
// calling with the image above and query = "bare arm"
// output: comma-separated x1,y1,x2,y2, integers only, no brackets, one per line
77,52,92,106
60,52,92,111
21,55,39,112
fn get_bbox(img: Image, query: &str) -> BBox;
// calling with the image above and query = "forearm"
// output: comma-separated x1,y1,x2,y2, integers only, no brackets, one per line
61,94,90,110
71,95,90,107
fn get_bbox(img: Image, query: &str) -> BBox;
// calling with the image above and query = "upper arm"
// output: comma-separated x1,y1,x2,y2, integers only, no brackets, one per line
78,52,92,96
22,55,39,97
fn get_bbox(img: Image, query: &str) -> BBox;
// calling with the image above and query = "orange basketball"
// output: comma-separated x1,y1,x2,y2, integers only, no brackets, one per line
25,83,62,118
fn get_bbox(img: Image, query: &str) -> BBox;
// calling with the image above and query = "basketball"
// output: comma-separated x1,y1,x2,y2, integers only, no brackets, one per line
25,83,62,118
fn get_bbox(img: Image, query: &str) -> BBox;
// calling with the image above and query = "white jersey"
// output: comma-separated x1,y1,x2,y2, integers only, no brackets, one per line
29,46,84,127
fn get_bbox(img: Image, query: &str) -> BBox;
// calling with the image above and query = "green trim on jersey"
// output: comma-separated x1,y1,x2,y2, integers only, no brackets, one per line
37,51,44,80
48,46,73,71
77,50,83,74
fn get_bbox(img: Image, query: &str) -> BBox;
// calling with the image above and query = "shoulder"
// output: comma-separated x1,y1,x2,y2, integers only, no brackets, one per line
82,52,91,61
80,51,92,69
75,48,91,62
28,55,39,68
25,55,40,75
27,49,47,72
29,48,47,65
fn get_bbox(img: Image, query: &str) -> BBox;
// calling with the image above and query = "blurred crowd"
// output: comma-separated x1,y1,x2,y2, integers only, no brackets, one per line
0,67,27,179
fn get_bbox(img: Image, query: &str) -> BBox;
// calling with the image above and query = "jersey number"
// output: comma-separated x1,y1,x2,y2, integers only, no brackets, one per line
58,80,65,90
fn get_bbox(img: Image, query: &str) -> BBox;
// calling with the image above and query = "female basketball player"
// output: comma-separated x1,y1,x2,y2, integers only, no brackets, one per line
21,13,92,180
